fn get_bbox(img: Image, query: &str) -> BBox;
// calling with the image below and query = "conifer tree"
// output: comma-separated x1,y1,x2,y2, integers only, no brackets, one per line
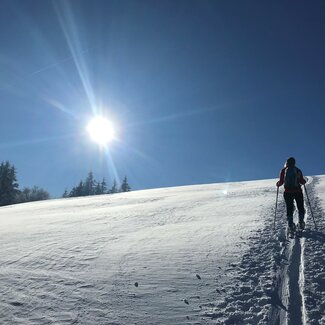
94,182,102,195
110,179,118,194
0,161,19,206
75,181,84,196
64,173,131,198
121,176,131,192
100,178,107,194
84,172,95,195
69,186,77,197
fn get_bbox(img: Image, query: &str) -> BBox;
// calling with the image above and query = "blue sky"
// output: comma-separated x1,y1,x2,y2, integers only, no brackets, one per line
1,0,325,197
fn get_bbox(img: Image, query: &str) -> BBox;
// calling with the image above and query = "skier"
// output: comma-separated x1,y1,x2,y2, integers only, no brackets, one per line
276,157,306,234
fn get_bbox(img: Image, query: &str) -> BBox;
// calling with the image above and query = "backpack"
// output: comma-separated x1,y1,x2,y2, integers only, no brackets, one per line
284,166,299,189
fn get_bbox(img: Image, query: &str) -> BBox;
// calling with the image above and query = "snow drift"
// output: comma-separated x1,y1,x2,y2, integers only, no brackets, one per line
0,177,324,324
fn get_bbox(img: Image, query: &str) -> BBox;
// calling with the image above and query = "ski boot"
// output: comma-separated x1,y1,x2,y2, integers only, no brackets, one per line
299,221,305,230
288,223,296,238
296,221,305,237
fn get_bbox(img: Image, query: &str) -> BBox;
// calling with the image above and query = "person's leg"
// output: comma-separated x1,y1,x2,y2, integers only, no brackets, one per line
284,192,294,227
295,192,305,225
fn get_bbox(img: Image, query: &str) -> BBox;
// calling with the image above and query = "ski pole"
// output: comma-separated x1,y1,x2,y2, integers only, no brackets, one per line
274,186,279,230
303,184,317,230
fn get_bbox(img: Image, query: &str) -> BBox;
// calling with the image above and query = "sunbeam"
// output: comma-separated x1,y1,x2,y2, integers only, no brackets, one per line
117,139,158,163
0,133,78,149
54,1,98,115
42,97,80,119
103,146,120,185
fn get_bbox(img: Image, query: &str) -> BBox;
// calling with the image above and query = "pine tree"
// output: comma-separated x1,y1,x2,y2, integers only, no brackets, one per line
110,179,118,194
69,181,83,197
69,186,77,197
0,161,19,206
121,176,131,192
76,181,84,196
62,189,69,198
84,172,95,195
100,178,107,194
64,173,120,197
94,182,102,195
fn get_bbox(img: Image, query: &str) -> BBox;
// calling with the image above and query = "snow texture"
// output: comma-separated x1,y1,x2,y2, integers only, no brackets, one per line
0,176,324,324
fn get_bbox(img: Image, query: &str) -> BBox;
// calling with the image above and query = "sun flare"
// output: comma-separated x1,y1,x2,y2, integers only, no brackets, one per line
87,116,115,145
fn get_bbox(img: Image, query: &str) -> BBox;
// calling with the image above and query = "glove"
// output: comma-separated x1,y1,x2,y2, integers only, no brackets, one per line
276,181,280,187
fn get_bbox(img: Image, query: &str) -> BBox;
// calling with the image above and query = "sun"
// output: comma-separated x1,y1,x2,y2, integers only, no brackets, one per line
86,116,115,145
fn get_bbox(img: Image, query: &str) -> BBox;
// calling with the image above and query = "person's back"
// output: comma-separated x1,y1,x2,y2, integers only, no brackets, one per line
276,157,306,231
284,165,299,190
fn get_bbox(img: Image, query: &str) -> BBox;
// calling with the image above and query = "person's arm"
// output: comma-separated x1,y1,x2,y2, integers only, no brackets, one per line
276,168,285,187
298,169,307,185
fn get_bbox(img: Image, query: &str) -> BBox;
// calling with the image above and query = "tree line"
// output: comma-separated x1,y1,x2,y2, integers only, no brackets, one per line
0,161,49,206
62,172,131,198
0,161,132,207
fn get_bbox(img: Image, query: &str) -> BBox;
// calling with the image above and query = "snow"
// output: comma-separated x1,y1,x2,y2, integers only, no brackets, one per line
0,177,324,324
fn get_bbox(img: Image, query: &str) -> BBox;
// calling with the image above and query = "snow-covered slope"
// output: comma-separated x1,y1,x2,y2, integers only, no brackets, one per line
0,177,324,324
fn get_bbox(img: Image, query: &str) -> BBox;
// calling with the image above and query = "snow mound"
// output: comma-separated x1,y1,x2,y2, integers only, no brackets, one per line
0,177,324,324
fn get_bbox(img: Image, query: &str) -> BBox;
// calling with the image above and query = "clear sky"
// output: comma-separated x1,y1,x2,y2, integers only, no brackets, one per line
1,0,325,197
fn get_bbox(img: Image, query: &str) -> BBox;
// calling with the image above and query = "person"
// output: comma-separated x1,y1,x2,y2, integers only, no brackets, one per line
276,157,306,232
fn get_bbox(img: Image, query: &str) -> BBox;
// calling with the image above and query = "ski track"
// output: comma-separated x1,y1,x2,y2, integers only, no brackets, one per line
301,177,325,325
202,196,285,324
203,176,325,325
265,176,324,325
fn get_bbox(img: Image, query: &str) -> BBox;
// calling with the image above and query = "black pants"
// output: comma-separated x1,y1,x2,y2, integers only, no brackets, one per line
284,191,305,227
